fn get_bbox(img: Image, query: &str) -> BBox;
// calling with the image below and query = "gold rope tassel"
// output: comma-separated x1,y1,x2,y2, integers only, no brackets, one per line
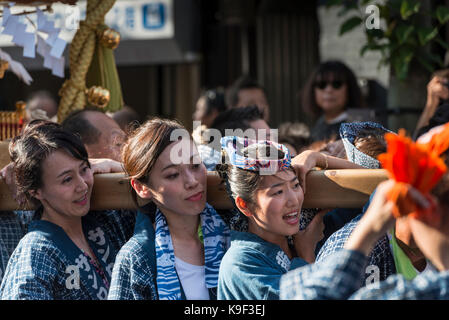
57,0,116,122
86,24,123,113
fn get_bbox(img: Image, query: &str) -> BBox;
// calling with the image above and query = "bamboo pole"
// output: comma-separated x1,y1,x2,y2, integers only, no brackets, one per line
0,170,389,211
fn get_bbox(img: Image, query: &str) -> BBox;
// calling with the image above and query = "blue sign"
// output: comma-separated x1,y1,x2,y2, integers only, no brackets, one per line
142,3,165,29
125,7,135,29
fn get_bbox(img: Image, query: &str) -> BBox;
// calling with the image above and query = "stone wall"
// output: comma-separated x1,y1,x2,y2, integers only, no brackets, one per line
317,4,389,87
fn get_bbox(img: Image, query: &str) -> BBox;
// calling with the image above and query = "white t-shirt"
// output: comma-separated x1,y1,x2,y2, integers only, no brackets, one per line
174,256,210,300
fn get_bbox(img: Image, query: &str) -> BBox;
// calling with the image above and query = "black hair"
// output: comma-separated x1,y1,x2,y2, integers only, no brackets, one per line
9,120,90,208
202,89,227,115
112,105,142,134
301,60,363,119
278,122,311,154
121,117,187,215
217,143,286,202
216,143,294,231
61,107,104,145
226,75,267,108
210,105,264,138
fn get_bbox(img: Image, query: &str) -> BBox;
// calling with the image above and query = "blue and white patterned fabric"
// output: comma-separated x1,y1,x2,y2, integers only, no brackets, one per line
217,230,308,300
97,209,137,251
340,121,393,169
0,209,135,287
221,136,291,174
281,249,366,300
0,211,35,284
155,204,230,300
108,210,158,300
0,210,136,300
349,269,449,299
108,203,229,300
0,241,7,284
197,144,221,171
316,214,396,283
280,249,449,300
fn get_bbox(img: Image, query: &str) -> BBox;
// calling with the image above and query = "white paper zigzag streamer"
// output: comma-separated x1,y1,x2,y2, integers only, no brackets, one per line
0,4,67,80
0,47,33,84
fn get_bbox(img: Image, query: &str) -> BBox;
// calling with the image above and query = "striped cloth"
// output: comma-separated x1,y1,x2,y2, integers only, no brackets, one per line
155,203,230,300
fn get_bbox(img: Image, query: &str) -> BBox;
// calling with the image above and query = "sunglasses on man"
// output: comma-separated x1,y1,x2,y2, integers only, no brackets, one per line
314,80,344,90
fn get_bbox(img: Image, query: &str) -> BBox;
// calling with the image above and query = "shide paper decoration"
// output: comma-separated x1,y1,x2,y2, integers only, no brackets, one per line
0,2,70,80
0,47,32,83
0,1,124,123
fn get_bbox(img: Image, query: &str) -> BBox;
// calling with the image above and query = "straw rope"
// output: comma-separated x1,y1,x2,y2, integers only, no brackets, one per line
57,0,115,122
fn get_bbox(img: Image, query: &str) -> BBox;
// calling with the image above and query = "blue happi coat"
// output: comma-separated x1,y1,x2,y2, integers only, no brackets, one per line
317,213,396,283
217,230,307,300
317,190,397,283
0,211,35,283
280,249,449,300
108,203,226,300
0,210,135,300
107,209,158,300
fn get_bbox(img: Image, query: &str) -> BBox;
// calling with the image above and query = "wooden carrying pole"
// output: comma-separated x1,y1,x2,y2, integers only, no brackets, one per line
0,141,9,168
0,170,388,211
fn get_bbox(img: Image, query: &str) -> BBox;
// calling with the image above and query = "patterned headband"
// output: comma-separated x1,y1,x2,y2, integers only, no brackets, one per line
340,121,394,169
220,136,291,174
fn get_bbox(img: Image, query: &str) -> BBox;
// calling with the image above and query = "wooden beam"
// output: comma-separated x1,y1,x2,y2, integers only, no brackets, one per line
0,169,388,211
0,141,10,169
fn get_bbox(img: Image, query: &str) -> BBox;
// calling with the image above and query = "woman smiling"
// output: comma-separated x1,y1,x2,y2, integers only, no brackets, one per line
0,120,135,300
108,118,230,300
216,137,325,300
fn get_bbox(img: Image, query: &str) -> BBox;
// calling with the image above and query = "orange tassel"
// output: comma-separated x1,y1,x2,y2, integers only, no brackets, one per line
377,125,449,221
424,123,449,156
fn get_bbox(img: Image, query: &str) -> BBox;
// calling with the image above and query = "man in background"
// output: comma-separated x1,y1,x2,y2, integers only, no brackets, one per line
226,75,270,123
109,105,141,133
62,108,126,162
25,90,58,123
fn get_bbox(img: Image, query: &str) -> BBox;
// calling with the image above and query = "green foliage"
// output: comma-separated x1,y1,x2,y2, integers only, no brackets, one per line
435,6,449,24
416,26,438,46
327,0,449,80
395,24,414,44
340,16,364,35
399,0,421,20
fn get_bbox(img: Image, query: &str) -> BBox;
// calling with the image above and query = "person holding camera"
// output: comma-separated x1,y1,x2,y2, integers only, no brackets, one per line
414,69,449,140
